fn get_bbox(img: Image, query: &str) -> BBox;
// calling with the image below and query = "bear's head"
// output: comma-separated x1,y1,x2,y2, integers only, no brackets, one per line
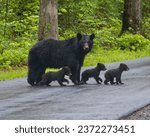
77,33,95,54
97,63,107,71
119,63,129,71
62,66,72,76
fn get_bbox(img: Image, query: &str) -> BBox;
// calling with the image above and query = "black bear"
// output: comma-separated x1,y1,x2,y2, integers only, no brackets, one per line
81,63,107,84
27,33,95,86
104,63,129,85
38,66,71,86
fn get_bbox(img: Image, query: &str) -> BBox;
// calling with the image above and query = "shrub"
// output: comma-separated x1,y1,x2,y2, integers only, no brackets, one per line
117,34,150,51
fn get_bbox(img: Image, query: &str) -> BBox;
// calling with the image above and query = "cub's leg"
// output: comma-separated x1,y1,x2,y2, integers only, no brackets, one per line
94,77,101,84
63,78,69,84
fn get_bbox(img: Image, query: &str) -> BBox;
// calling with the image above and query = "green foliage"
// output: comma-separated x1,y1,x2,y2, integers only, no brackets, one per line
94,27,119,49
1,0,39,39
143,18,150,39
117,34,150,51
0,37,35,69
142,0,150,17
58,0,123,36
0,0,38,69
0,0,150,71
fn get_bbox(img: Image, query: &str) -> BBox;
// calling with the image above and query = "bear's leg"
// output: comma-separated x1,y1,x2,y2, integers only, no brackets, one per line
27,67,39,86
38,80,45,86
84,77,89,83
35,67,46,84
46,81,51,86
63,78,69,84
28,50,40,86
70,66,79,85
115,78,119,84
94,77,101,84
77,66,81,83
37,77,47,86
110,77,115,85
58,80,66,86
81,73,88,84
98,77,103,82
80,79,86,84
104,74,110,85
116,76,124,84
104,79,109,85
75,64,81,84
69,75,74,82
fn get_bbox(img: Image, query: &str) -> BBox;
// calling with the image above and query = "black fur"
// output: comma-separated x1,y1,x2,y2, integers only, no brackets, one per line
81,63,107,84
38,66,71,86
27,33,95,86
104,63,129,85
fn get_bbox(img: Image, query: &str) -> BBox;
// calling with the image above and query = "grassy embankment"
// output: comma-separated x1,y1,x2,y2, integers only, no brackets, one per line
0,48,149,81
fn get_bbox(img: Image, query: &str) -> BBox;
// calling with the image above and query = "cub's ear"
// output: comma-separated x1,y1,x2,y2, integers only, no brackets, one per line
97,63,100,66
120,63,124,67
77,33,82,40
90,33,95,40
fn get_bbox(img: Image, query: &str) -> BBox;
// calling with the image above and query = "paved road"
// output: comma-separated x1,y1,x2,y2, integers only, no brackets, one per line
0,57,150,120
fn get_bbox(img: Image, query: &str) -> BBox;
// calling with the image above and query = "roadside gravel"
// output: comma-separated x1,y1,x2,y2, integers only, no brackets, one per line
121,105,150,120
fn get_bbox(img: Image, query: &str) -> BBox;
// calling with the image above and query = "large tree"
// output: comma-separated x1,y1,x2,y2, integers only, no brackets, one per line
38,0,58,41
120,0,142,35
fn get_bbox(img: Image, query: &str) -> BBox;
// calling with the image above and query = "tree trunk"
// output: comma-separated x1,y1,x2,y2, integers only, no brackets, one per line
120,0,142,35
38,0,58,41
4,0,9,37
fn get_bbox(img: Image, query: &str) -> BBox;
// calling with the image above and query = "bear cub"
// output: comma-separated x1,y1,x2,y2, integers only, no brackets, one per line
39,66,71,86
104,63,129,85
81,63,107,84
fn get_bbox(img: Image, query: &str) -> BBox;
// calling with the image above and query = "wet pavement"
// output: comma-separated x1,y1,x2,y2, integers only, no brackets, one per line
0,57,150,120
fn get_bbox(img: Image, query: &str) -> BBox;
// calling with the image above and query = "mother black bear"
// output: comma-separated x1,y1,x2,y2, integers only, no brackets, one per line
27,33,95,86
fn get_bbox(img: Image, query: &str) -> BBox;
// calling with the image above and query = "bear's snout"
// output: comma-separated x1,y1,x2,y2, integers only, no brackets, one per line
126,67,129,71
104,67,107,71
83,43,89,51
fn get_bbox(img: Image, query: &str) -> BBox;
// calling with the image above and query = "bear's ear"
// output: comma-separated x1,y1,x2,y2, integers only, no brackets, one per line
120,63,124,67
97,63,100,66
77,33,82,40
90,34,95,40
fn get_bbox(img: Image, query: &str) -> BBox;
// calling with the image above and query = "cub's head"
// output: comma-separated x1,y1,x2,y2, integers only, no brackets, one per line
97,63,107,71
77,33,95,54
62,66,72,76
119,63,129,71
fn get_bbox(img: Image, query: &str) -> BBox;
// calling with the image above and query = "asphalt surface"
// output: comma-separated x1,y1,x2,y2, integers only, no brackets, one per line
0,57,150,120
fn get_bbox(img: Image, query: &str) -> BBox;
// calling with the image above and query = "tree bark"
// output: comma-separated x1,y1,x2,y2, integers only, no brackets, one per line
38,0,58,41
4,0,9,37
120,0,142,35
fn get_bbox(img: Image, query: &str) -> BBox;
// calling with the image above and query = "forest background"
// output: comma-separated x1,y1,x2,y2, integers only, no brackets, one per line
0,0,150,80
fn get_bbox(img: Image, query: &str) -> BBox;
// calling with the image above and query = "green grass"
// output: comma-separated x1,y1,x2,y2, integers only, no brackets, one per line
84,47,150,66
0,67,27,81
0,67,60,81
0,48,150,81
